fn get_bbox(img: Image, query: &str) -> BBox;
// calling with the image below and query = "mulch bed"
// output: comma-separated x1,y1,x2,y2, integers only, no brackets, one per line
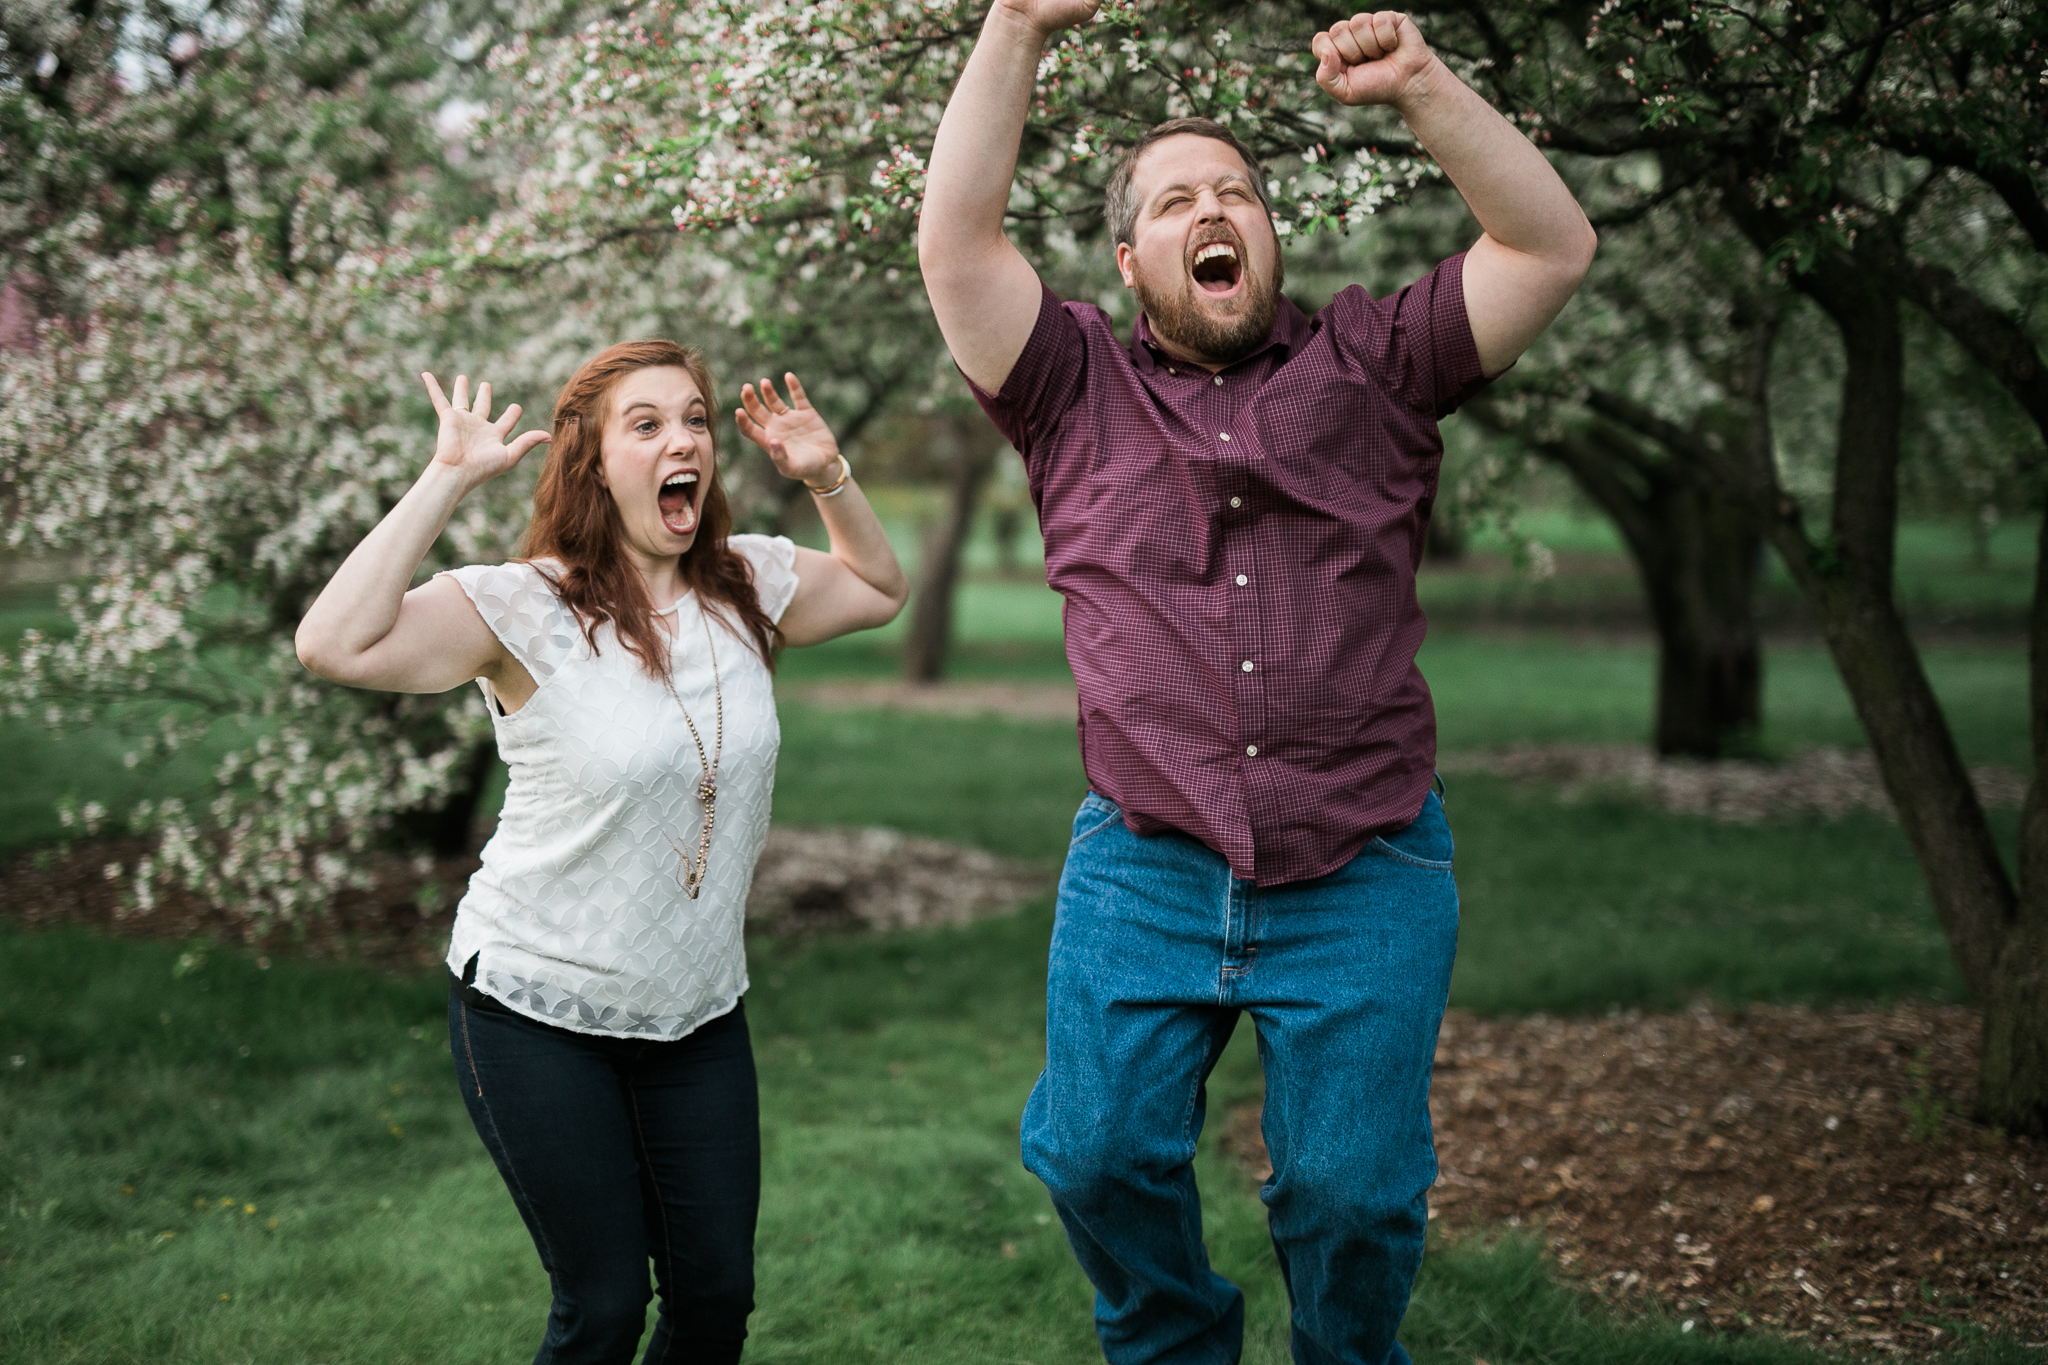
1225,1004,2048,1355
1436,743,2028,823
0,827,1046,969
2,835,474,969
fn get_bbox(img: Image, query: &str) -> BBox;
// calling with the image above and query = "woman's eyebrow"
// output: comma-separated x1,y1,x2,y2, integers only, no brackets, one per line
618,395,703,419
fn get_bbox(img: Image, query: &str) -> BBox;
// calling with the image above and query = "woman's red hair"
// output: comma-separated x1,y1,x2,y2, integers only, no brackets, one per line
521,340,779,679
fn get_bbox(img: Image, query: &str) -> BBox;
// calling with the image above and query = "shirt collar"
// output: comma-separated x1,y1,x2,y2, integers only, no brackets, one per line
1130,293,1313,375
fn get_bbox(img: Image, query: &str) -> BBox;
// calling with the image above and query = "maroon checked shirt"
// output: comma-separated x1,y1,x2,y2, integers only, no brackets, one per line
969,253,1494,886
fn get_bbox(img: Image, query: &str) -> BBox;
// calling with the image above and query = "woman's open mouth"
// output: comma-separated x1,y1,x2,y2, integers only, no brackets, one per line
1190,241,1244,299
658,469,700,535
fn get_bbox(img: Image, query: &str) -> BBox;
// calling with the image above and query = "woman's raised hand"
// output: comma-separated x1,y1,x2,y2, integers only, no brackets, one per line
735,374,843,487
421,372,551,491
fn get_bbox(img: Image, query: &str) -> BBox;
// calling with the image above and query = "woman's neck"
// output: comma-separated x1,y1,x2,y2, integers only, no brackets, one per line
622,545,686,611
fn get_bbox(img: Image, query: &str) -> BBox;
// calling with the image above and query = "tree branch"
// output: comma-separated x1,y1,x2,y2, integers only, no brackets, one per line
1867,243,2048,451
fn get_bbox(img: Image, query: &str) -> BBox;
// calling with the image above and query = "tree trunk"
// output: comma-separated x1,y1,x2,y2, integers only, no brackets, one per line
1747,254,2036,1129
1643,480,1763,759
1470,404,1765,759
990,506,1024,574
1977,503,2048,1129
1858,228,2048,1131
1423,516,1468,563
0,273,35,352
902,413,1001,684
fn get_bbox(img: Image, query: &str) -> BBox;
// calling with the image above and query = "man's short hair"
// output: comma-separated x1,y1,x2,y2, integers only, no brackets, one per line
1103,118,1274,248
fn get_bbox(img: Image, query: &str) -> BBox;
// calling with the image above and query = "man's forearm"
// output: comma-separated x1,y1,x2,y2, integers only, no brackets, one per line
918,4,1046,275
1394,58,1592,265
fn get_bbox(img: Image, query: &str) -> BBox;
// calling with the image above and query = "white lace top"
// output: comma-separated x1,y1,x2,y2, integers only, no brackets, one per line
440,535,799,1040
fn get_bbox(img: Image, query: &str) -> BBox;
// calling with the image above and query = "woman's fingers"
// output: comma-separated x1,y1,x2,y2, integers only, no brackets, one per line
451,375,468,411
758,376,790,414
738,382,773,427
508,429,552,461
472,380,492,418
494,401,523,436
421,372,452,414
784,372,811,410
734,407,767,448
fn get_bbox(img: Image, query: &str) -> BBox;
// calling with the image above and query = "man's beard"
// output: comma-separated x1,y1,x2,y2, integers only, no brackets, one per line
1133,251,1284,368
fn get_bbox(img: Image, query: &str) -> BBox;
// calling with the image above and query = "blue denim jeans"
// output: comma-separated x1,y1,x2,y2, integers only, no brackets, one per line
1021,790,1459,1365
450,975,759,1365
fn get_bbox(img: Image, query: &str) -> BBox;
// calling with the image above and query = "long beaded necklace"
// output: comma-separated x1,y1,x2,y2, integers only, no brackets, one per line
659,601,724,899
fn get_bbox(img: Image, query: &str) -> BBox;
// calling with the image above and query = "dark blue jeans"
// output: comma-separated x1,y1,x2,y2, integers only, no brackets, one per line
1022,791,1459,1365
449,974,759,1365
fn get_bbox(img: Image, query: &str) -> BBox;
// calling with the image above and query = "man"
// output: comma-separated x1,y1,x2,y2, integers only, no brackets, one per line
918,7,1594,1363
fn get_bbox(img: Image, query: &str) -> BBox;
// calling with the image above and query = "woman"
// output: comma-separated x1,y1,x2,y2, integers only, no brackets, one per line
294,340,908,1363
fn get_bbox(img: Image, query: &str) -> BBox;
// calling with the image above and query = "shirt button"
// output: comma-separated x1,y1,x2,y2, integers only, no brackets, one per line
1213,375,1224,386
1234,574,1248,586
1218,432,1231,442
1245,744,1259,757
1229,496,1242,508
1241,660,1254,672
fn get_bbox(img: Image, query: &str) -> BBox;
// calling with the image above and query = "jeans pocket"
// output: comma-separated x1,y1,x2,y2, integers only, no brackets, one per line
1069,792,1124,848
1370,788,1455,870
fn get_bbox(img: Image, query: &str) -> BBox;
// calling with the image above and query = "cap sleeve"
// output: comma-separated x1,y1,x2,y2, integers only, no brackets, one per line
436,561,582,682
728,534,799,625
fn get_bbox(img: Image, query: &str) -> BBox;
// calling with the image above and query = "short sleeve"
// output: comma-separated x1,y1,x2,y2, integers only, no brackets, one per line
437,561,582,682
963,284,1089,461
729,534,799,624
1326,253,1493,418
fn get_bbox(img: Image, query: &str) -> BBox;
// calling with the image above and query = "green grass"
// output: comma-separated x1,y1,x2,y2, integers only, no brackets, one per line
771,705,1086,862
1444,773,2000,1014
9,908,2032,1365
1420,634,2028,767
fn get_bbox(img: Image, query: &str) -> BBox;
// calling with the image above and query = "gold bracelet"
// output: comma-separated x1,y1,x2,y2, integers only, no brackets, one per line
805,455,852,498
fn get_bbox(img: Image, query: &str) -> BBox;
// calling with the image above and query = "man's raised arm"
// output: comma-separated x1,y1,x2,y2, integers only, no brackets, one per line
918,0,1100,395
1313,12,1597,376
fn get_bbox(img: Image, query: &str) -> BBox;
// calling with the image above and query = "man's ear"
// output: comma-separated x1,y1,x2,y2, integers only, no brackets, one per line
1115,240,1136,288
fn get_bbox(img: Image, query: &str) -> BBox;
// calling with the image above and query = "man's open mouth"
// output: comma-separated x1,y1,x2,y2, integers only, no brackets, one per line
658,469,700,535
1190,240,1243,298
